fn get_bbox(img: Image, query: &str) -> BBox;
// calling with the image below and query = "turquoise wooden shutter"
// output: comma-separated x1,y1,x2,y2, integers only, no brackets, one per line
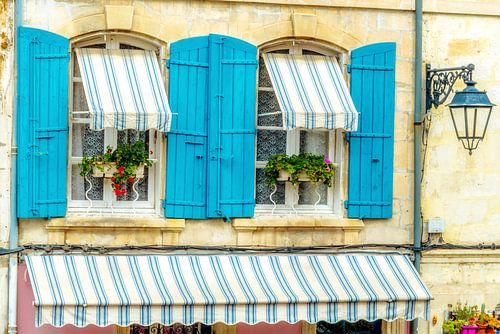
165,36,210,219
17,27,69,218
346,42,396,219
206,35,257,219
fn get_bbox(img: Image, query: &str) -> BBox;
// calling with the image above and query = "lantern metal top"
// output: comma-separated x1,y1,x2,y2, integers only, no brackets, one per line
448,80,496,108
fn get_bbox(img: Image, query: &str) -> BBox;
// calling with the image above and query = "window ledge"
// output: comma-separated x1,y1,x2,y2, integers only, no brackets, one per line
233,216,364,230
48,216,185,230
46,217,185,245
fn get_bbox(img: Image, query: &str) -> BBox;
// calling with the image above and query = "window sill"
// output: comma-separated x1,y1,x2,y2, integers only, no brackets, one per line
232,216,364,245
46,217,185,245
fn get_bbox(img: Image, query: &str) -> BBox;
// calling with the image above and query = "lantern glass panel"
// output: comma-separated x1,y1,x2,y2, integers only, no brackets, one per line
450,106,466,138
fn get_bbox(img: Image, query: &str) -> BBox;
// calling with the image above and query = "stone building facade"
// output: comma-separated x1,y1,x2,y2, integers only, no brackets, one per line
0,1,498,333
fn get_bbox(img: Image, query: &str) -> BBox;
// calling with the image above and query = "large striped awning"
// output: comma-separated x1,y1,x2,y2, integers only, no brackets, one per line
26,254,431,328
263,54,358,131
76,48,171,132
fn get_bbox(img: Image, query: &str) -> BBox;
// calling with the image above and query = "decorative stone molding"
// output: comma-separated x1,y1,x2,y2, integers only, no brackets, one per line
105,5,134,30
292,13,318,37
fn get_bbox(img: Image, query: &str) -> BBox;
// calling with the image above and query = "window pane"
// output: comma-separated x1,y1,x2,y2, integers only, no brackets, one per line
117,129,149,147
298,182,327,205
257,90,282,127
72,124,104,157
120,43,143,50
73,82,88,112
302,49,324,56
258,56,272,88
257,129,286,161
116,167,149,202
71,165,104,201
255,168,285,205
73,54,81,78
300,130,329,156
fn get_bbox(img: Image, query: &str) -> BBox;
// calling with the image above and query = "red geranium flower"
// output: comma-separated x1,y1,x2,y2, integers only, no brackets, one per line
128,177,135,183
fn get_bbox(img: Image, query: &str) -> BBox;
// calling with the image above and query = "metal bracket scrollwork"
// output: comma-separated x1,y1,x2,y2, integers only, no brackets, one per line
425,63,474,113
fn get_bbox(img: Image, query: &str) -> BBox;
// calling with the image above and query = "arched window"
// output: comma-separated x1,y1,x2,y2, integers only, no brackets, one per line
255,40,347,215
68,33,165,215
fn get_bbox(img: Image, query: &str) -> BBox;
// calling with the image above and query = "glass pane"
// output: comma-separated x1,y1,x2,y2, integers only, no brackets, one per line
256,129,286,161
255,168,285,205
73,124,104,157
120,43,143,50
302,49,324,56
116,167,149,202
117,129,149,147
72,124,104,157
258,57,272,88
73,54,81,77
71,165,104,201
300,130,329,156
298,181,327,205
257,91,282,127
73,82,88,112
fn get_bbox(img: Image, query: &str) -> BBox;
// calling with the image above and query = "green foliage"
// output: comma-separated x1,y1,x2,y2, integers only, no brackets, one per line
443,319,467,334
264,153,335,186
78,140,152,197
454,303,478,322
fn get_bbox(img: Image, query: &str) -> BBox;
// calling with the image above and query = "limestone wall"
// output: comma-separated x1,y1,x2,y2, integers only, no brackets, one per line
9,1,500,334
0,0,14,333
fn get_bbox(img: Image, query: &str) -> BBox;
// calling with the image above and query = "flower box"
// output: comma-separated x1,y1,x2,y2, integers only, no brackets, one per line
278,170,309,182
92,163,145,178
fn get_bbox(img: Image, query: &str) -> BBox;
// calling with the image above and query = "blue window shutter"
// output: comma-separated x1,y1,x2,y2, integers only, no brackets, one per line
17,27,69,218
165,36,210,219
347,42,396,219
206,35,257,219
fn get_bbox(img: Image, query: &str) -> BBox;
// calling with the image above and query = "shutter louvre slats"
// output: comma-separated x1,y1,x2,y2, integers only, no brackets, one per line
347,42,396,219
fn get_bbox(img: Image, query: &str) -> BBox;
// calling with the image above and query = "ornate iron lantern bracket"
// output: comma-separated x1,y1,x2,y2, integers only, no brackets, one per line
425,63,475,113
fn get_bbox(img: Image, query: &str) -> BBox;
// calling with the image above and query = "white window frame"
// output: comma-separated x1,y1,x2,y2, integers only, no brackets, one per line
67,33,166,216
255,40,348,216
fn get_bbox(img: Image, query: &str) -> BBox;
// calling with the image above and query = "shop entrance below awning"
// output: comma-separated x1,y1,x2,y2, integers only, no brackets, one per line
25,254,432,328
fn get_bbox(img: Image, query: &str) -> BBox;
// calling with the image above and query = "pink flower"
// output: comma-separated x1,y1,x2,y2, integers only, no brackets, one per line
323,156,331,164
326,166,331,172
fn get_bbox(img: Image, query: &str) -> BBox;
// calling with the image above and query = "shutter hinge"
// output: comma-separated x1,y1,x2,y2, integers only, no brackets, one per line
344,200,349,209
345,132,350,142
166,59,170,68
161,199,166,209
215,210,231,223
346,64,352,74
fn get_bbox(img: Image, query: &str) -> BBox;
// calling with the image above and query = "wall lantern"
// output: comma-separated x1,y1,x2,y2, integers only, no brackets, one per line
426,64,495,155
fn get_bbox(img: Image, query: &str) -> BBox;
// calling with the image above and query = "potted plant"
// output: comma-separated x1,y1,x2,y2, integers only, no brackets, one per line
444,303,478,334
443,319,468,334
264,153,336,186
79,140,153,197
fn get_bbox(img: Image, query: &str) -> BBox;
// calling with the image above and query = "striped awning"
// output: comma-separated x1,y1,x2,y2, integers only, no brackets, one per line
76,48,171,132
26,254,431,328
263,54,358,131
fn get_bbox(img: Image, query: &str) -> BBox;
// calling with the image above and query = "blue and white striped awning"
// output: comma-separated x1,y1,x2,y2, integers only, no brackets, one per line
76,48,171,132
263,54,358,131
26,254,431,328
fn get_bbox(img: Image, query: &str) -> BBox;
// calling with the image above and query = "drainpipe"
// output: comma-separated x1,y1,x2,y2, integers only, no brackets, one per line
412,0,423,334
8,1,22,334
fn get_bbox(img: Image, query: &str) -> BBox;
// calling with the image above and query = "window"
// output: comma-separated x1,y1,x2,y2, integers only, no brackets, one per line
128,323,211,334
317,320,382,334
255,41,346,215
68,34,164,215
